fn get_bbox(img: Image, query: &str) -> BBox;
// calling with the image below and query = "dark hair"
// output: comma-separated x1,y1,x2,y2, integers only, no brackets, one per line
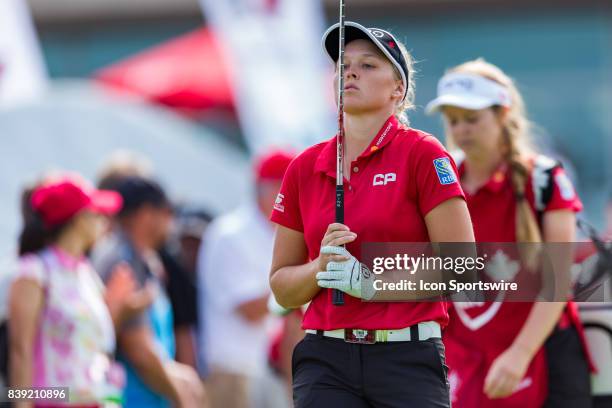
17,187,70,256
97,174,126,191
175,205,214,224
114,176,171,218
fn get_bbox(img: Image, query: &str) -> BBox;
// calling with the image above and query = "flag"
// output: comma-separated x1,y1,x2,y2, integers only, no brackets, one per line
199,0,334,153
0,0,47,108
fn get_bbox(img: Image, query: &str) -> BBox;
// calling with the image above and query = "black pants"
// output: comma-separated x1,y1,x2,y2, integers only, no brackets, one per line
543,326,592,408
593,396,612,408
292,333,450,408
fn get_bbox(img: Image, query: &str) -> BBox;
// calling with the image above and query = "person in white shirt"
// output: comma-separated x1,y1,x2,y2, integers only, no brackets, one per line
198,150,295,408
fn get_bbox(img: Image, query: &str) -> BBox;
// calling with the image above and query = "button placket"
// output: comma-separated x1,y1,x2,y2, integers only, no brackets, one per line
349,161,359,192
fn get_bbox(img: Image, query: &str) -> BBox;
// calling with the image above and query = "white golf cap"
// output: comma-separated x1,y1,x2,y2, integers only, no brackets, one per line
425,72,511,115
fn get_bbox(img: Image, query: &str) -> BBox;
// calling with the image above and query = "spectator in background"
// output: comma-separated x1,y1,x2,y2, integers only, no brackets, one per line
8,176,149,406
174,208,214,282
92,176,205,408
96,149,153,190
162,207,213,370
97,150,203,371
165,206,212,372
198,150,294,408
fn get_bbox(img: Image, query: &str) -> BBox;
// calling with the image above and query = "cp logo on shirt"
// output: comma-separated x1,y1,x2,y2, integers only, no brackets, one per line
373,173,396,186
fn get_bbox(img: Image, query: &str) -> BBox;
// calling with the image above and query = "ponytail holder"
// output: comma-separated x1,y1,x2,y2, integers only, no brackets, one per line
514,192,526,202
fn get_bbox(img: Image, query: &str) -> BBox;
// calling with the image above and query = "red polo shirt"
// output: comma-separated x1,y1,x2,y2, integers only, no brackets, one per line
460,161,582,242
444,160,587,407
271,115,465,330
446,159,583,347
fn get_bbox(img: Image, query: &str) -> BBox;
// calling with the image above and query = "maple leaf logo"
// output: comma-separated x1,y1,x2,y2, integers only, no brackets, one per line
485,250,519,282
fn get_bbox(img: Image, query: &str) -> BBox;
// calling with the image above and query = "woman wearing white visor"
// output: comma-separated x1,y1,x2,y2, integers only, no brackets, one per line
426,59,593,408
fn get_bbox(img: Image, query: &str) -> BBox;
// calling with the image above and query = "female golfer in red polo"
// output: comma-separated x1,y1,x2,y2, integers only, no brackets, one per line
269,22,474,407
426,59,592,408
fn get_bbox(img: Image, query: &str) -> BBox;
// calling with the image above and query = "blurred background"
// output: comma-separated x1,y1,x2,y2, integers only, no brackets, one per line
1,1,612,406
2,0,611,253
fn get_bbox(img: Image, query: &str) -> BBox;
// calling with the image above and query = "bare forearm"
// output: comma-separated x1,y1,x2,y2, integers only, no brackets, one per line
271,260,320,308
512,302,566,358
174,327,197,368
509,211,576,356
8,279,44,408
135,356,179,402
10,348,32,387
120,335,180,403
10,348,34,408
106,302,124,332
236,295,269,322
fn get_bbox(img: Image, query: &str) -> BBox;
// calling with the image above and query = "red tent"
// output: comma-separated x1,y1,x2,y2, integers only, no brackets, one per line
96,28,234,116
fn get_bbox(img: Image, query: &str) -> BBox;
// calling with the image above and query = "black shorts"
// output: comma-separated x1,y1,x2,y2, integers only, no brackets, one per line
292,333,450,408
543,326,592,408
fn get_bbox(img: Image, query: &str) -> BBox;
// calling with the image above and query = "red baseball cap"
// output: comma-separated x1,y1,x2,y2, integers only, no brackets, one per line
255,150,295,181
31,179,123,227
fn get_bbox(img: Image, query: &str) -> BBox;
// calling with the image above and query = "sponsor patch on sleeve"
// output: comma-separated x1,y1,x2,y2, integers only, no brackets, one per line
433,157,458,185
273,193,285,213
555,173,575,201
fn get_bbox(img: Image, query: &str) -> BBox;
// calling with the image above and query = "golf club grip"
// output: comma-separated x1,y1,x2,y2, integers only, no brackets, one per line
333,184,345,305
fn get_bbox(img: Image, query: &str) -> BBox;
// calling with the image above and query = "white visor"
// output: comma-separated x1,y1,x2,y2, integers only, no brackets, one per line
425,72,511,115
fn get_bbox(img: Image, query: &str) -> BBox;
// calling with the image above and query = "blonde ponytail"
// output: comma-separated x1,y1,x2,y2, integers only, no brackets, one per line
502,127,542,243
451,59,541,243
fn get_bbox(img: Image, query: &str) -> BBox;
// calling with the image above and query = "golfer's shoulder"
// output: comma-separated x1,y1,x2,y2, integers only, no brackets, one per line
289,136,335,173
395,126,448,157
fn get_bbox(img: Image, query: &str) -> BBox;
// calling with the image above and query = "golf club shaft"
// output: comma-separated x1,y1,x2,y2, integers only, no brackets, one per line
333,0,346,306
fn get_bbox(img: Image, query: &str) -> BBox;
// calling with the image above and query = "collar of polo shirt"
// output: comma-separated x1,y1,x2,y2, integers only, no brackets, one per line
457,160,508,195
314,116,402,176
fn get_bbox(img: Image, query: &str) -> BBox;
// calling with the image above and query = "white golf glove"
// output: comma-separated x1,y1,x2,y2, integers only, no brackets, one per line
316,246,376,300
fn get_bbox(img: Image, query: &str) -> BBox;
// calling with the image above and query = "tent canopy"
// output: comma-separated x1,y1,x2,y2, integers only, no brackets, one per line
96,28,234,115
